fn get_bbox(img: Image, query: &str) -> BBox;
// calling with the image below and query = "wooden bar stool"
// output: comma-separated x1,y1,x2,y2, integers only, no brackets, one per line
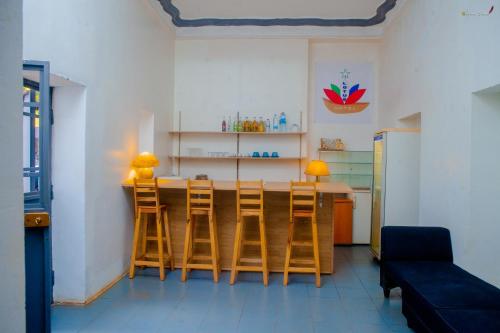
181,179,220,282
230,180,269,286
283,181,321,287
129,178,175,281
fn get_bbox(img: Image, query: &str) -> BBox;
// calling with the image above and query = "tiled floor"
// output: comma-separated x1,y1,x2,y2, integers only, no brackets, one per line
52,246,413,333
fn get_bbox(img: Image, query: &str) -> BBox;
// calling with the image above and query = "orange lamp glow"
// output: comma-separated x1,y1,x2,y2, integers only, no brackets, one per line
305,160,330,182
131,152,159,179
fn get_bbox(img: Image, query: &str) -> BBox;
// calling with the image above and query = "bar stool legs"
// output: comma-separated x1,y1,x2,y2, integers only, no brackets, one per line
129,212,142,279
209,210,219,282
181,212,220,282
283,217,294,287
181,216,192,282
229,217,243,284
259,214,269,286
156,212,165,281
311,216,321,287
230,180,268,286
181,179,220,282
129,206,174,281
230,213,269,286
283,217,321,287
284,181,321,288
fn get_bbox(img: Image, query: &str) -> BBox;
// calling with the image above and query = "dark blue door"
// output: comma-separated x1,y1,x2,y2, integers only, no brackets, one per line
23,61,52,333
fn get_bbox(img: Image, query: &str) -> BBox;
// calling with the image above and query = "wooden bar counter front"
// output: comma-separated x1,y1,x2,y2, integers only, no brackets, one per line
122,180,353,274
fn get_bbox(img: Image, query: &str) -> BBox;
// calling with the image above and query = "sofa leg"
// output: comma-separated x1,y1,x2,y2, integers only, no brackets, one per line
383,287,390,298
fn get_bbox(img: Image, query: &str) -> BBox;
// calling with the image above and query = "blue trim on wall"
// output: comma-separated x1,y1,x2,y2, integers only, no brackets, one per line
158,0,397,27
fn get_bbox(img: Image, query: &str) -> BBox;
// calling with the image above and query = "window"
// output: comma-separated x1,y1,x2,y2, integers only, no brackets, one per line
23,79,41,204
23,62,52,211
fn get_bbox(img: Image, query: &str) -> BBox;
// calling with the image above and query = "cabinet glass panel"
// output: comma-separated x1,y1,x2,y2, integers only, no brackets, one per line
319,151,373,190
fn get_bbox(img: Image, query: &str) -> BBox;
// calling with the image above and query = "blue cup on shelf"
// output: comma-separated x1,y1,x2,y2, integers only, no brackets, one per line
262,152,270,158
271,152,279,158
252,151,260,158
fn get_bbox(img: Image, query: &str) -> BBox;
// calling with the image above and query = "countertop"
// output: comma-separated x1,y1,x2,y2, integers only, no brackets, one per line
121,179,353,194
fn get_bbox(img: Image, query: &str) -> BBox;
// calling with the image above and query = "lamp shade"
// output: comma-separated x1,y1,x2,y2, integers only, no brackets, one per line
305,160,330,177
131,152,159,168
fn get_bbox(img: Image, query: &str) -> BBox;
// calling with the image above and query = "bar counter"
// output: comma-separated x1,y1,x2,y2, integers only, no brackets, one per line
122,179,353,274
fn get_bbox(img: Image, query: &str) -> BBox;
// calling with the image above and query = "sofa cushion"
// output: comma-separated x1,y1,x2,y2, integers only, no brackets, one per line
435,309,500,333
403,269,500,310
385,261,461,287
381,227,453,262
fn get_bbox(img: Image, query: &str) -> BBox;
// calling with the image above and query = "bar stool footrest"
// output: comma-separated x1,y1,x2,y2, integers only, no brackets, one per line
193,238,211,244
289,258,314,265
144,253,173,260
291,240,313,247
134,260,161,267
287,267,317,273
236,265,264,272
186,263,216,270
242,240,261,246
239,257,262,264
191,255,212,261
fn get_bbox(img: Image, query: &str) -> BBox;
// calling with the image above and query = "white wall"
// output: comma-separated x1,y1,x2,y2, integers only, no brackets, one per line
470,91,500,287
174,39,309,181
0,0,25,331
23,0,176,301
174,38,381,181
51,85,87,301
308,39,380,156
380,0,500,286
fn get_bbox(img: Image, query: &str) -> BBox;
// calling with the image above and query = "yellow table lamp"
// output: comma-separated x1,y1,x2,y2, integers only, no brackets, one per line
131,152,159,179
305,160,330,182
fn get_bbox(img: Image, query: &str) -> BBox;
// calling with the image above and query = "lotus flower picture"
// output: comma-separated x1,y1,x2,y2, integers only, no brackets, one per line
323,81,369,114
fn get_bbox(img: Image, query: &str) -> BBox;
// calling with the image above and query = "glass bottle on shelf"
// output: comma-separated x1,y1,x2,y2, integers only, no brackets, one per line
222,117,227,132
272,114,279,132
243,117,250,132
266,118,271,132
236,119,243,132
252,117,258,132
227,116,232,132
232,117,238,132
279,112,287,132
258,116,265,132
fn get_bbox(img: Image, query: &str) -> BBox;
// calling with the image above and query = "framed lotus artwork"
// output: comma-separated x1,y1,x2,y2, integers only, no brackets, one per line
315,63,374,124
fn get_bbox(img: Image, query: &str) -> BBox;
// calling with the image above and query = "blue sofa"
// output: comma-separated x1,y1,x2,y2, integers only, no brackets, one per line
380,226,500,333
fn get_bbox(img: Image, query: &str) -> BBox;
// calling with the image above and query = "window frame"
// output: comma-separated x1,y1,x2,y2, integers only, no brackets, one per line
23,61,51,213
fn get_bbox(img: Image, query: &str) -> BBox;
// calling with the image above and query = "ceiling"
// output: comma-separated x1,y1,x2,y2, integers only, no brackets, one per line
158,0,398,27
174,0,386,20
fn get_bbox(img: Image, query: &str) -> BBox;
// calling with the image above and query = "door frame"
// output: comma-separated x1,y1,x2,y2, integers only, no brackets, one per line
23,60,52,333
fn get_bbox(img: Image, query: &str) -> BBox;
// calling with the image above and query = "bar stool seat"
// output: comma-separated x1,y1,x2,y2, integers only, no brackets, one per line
129,178,175,281
230,180,269,286
284,181,321,288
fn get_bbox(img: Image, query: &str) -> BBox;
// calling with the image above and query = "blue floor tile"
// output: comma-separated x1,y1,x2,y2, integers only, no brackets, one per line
51,246,413,333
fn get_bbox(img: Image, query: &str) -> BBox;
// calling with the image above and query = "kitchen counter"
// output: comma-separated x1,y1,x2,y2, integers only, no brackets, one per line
122,179,353,274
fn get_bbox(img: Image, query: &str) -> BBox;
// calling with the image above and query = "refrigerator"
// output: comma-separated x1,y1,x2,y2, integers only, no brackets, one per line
370,129,420,259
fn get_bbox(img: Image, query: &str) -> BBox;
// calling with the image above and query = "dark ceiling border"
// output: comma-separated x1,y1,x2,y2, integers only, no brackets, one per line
158,0,397,27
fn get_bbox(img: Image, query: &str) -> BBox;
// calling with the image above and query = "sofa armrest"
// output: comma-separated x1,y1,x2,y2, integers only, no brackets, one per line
381,226,453,262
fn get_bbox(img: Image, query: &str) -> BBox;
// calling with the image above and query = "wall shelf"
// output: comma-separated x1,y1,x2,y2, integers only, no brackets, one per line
169,131,306,136
173,111,305,180
169,156,305,161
